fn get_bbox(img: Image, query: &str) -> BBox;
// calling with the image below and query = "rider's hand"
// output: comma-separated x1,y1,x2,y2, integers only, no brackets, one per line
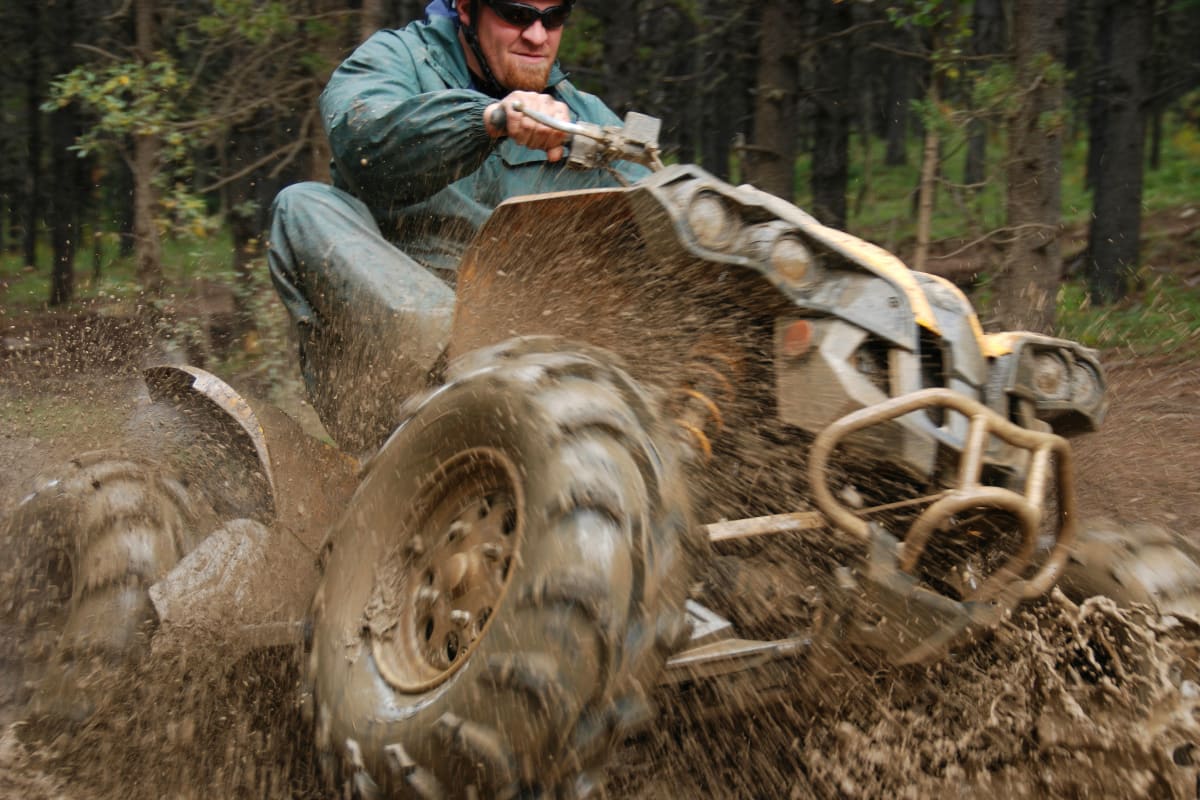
484,91,570,162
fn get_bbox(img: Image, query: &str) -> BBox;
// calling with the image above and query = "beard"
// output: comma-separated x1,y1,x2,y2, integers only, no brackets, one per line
497,57,552,92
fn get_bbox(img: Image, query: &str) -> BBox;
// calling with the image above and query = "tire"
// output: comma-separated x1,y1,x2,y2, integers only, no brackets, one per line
307,338,698,799
0,452,205,719
1058,517,1200,621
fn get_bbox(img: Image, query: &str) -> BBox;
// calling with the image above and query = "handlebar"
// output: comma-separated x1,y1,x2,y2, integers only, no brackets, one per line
488,101,606,142
487,100,664,172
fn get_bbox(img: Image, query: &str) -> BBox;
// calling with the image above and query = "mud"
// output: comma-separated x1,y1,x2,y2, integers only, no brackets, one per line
2,305,1199,797
615,595,1200,798
10,643,321,800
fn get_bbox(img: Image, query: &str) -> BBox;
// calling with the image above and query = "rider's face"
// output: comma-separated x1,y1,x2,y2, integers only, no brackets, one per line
459,1,564,91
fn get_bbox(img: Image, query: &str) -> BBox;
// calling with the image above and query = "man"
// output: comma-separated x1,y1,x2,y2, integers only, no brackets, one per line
267,0,646,452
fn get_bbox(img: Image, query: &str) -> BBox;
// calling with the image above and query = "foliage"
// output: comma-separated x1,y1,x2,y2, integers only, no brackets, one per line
886,0,974,80
45,56,217,241
836,104,1195,248
194,0,298,44
557,7,604,69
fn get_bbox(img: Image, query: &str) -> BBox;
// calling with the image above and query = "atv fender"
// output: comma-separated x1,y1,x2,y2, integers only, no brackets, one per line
141,365,358,655
141,364,357,547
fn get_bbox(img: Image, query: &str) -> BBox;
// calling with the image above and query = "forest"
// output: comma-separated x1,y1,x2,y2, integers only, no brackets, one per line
1,0,1198,347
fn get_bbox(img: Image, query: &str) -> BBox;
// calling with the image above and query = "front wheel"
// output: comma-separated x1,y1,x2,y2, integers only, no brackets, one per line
307,339,698,799
1058,517,1200,621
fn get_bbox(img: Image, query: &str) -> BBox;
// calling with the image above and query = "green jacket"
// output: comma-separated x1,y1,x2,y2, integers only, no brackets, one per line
321,15,647,270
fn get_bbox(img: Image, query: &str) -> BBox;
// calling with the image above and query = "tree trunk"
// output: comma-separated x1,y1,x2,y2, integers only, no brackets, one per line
912,79,939,273
963,0,1005,190
810,0,853,229
23,0,42,271
1148,105,1163,170
991,0,1066,333
133,0,164,295
361,0,385,41
701,2,755,181
744,0,799,200
305,0,351,183
593,0,639,117
49,0,80,306
1085,0,1152,304
883,23,914,167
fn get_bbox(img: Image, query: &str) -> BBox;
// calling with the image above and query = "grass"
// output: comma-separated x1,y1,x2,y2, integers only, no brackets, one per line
0,227,236,310
1057,270,1200,356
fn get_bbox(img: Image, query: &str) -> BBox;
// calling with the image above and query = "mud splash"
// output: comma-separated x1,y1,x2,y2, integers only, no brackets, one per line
7,639,320,800
615,593,1200,798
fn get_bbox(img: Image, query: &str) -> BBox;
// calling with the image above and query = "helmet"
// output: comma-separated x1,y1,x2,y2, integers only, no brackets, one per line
448,0,576,96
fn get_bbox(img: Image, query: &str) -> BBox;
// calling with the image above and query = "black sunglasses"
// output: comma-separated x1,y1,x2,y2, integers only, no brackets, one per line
483,0,572,30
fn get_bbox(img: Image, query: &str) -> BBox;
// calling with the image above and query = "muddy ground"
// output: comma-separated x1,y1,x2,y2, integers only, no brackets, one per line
0,294,1198,797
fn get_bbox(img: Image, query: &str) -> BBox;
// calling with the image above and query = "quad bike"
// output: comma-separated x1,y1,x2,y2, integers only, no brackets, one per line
5,106,1200,798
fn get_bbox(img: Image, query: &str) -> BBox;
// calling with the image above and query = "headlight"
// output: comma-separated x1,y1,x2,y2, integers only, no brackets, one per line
771,235,819,289
687,191,737,251
1033,352,1069,400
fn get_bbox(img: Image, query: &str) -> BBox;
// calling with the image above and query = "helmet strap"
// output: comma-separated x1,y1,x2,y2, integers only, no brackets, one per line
461,0,508,97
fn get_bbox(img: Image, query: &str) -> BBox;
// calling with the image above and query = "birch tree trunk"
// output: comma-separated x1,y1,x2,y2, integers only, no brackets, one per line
912,81,939,273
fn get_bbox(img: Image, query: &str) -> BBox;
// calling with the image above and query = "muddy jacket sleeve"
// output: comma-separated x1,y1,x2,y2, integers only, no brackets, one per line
320,29,496,210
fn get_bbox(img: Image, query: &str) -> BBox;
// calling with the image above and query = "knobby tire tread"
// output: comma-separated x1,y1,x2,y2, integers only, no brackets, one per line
309,338,699,799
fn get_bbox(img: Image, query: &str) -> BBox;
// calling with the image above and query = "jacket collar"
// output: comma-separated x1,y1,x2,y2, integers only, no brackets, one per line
419,14,567,91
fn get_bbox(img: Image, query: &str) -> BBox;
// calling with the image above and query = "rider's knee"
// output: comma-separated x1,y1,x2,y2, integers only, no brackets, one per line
271,182,331,226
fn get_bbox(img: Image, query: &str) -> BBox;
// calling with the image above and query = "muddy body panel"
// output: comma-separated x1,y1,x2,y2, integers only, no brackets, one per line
452,165,1106,494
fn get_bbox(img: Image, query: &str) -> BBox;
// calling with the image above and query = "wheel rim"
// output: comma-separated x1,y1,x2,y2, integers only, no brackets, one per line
371,447,524,693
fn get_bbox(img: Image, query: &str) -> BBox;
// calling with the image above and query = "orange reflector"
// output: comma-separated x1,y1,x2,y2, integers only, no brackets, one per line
782,320,813,358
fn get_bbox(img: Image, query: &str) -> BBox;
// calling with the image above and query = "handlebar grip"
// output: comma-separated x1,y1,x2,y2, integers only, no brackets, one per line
488,104,508,133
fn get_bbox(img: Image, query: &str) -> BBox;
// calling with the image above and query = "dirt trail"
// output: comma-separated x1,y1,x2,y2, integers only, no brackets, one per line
1075,352,1200,535
1,320,1199,797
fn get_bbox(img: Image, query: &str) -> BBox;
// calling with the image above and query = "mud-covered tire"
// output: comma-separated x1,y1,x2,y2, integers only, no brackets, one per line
1058,517,1200,621
0,452,205,718
307,338,698,799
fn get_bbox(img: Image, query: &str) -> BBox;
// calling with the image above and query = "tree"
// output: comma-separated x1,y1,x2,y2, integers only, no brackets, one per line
589,0,640,116
49,0,83,305
46,1,357,303
744,0,799,200
990,0,1067,332
23,0,44,273
809,0,854,227
881,20,918,167
361,0,385,40
128,0,166,295
1085,0,1154,303
963,0,1005,190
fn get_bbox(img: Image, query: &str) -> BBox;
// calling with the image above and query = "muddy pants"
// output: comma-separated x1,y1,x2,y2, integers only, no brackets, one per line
267,182,456,453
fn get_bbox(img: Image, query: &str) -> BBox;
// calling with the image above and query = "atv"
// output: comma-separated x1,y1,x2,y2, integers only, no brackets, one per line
5,106,1200,799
